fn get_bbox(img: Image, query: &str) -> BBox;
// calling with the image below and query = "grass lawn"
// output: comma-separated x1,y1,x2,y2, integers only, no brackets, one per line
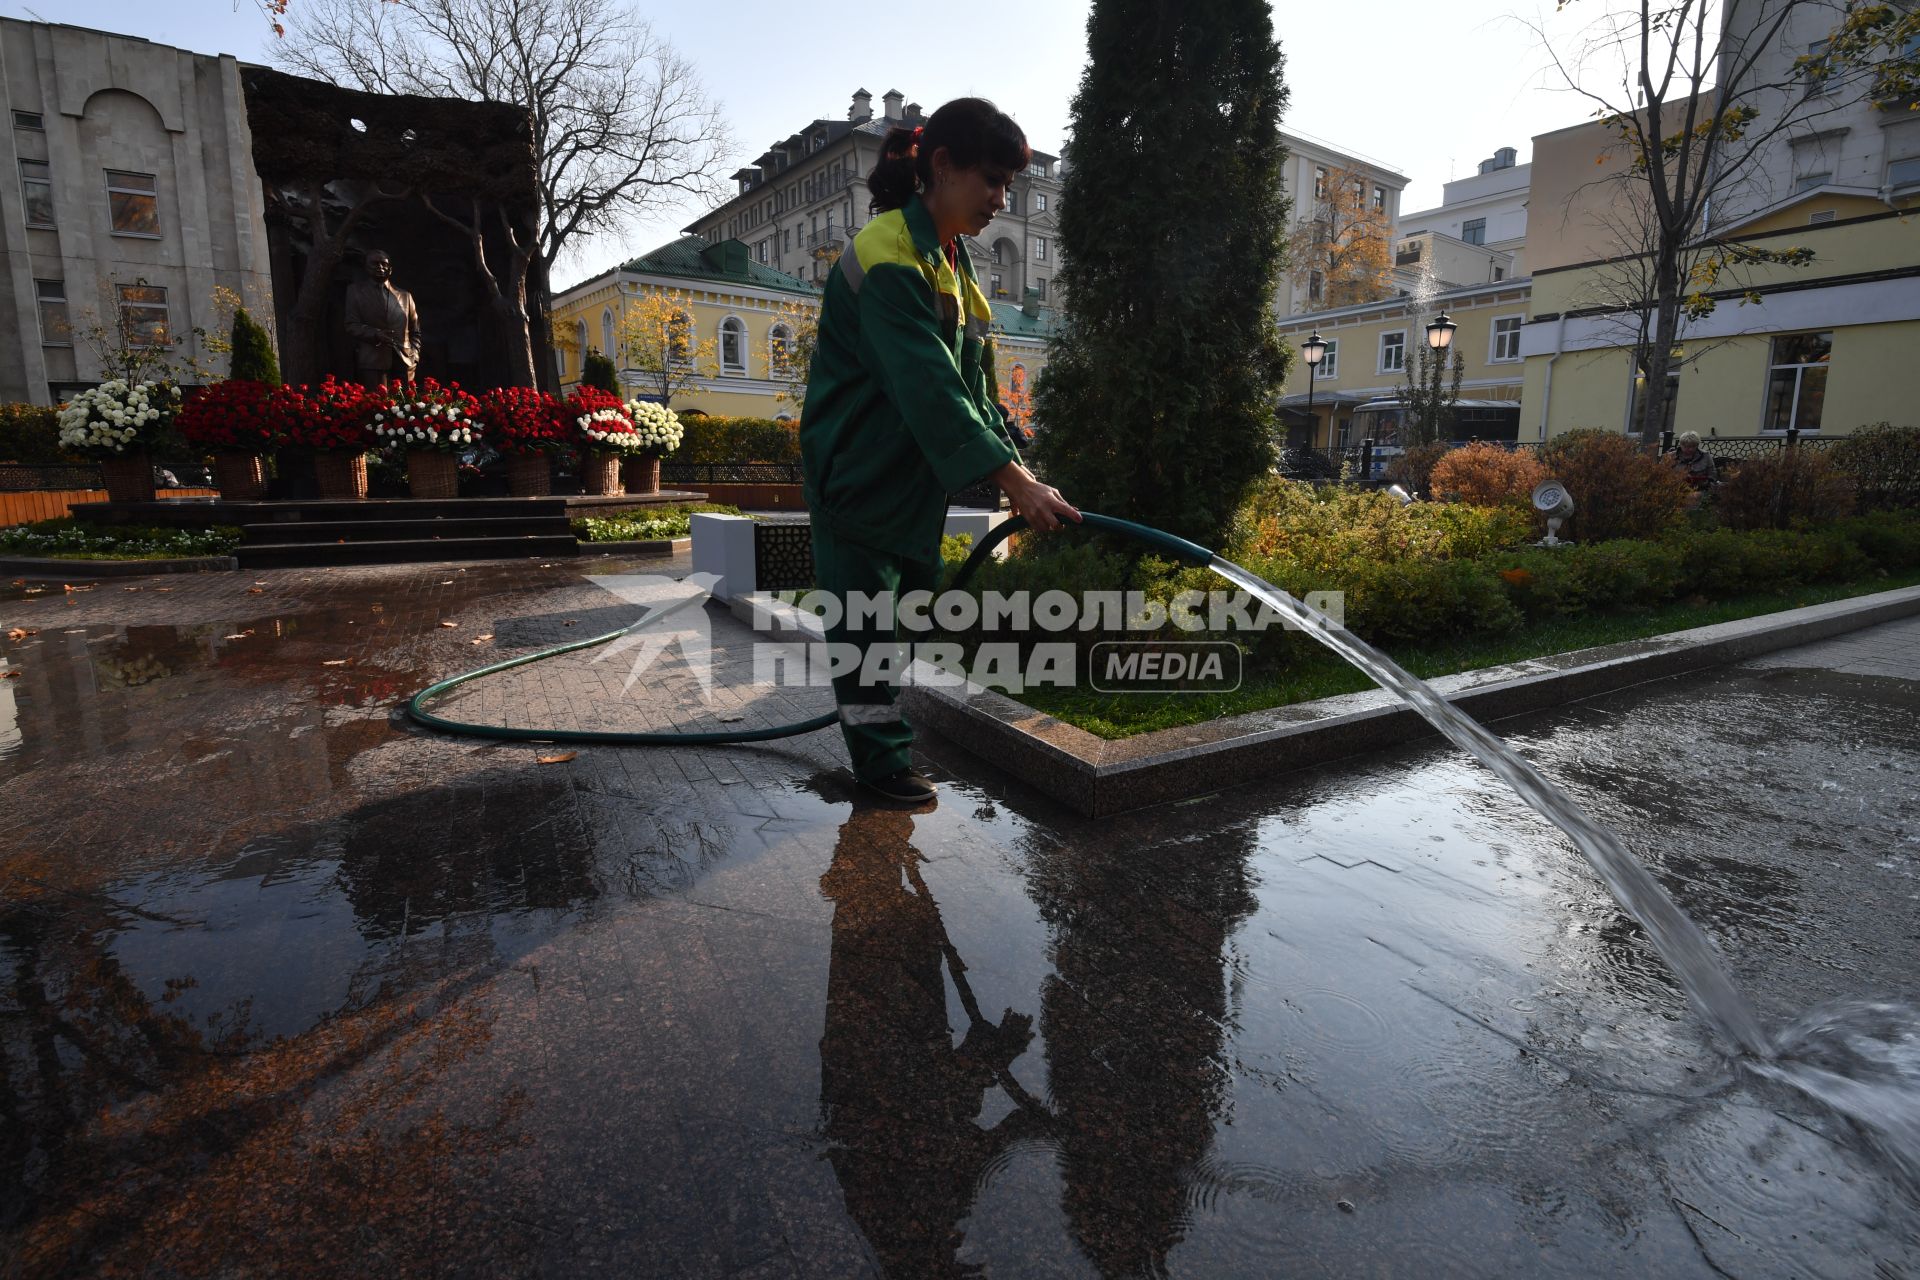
1017,567,1920,739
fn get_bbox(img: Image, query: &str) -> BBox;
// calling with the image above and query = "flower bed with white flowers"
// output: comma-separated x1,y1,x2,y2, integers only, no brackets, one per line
624,400,685,455
56,381,180,455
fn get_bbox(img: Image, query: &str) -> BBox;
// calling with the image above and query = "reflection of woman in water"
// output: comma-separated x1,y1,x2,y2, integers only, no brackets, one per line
818,805,1043,1277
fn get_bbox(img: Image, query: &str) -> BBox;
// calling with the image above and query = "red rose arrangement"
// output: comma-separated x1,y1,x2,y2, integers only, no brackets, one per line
567,386,643,455
476,386,571,455
366,377,483,453
270,377,374,452
177,379,278,453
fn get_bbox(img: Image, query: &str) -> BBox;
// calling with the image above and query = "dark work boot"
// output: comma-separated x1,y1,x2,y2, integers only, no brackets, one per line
858,768,938,805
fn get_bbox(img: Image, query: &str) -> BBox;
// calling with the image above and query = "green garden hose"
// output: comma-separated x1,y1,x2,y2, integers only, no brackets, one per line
402,510,1215,746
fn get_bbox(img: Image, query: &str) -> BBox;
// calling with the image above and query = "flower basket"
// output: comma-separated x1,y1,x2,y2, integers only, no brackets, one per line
507,453,551,497
178,380,278,456
476,386,570,460
583,453,623,495
212,451,268,500
99,453,156,503
624,400,684,457
271,378,374,457
407,449,460,499
621,453,662,496
368,378,483,458
313,451,369,500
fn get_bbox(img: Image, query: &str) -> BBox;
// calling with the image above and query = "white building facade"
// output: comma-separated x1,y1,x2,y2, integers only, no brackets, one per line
0,19,273,405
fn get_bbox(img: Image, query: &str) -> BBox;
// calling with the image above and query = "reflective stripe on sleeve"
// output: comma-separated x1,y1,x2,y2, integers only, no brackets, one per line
840,246,867,294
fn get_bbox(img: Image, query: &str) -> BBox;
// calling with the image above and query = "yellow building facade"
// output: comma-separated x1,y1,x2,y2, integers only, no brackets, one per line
1274,279,1534,449
550,234,1054,424
1519,201,1920,441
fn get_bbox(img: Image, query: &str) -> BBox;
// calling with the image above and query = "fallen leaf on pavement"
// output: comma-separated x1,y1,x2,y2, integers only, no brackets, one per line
537,752,576,764
63,584,95,593
123,586,141,592
246,588,264,595
253,580,268,586
440,579,454,585
439,621,459,628
223,633,253,641
321,659,349,666
6,628,34,642
470,633,493,644
23,587,45,595
1,671,20,679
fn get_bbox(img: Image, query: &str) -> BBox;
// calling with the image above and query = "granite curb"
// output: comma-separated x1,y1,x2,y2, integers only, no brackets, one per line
1,554,239,578
579,536,691,557
738,583,1920,817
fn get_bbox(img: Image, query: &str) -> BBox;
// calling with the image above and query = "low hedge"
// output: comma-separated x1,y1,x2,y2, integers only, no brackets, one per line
0,404,71,464
677,415,800,465
0,518,242,560
936,514,1920,671
571,502,744,542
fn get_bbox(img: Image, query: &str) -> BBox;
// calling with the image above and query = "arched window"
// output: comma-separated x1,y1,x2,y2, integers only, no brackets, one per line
719,316,747,375
668,309,694,366
600,308,615,363
768,322,795,377
574,319,588,373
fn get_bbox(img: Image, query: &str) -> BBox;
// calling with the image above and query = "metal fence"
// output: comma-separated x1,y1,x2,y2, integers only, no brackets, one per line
0,463,105,492
1277,435,1863,484
662,462,803,485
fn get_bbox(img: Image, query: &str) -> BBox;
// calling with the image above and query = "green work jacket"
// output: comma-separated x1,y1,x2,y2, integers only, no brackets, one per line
801,194,1017,563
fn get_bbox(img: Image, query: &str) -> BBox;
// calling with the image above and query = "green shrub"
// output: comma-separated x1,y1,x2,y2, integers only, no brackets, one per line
1538,429,1690,542
0,403,70,464
1830,514,1920,571
1828,423,1919,512
228,307,281,386
1716,448,1856,529
1225,475,1529,569
677,415,801,464
582,351,621,396
1384,441,1451,498
571,502,743,542
1429,441,1549,508
0,518,242,559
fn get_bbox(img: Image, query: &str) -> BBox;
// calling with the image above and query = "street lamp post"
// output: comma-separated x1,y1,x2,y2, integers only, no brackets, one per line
1300,330,1327,447
1425,311,1457,351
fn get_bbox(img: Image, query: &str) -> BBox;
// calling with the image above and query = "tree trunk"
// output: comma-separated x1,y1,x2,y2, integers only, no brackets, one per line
528,252,559,395
1638,257,1684,446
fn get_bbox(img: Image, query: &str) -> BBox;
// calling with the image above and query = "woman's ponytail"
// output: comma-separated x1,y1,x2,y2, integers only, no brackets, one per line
865,99,1030,215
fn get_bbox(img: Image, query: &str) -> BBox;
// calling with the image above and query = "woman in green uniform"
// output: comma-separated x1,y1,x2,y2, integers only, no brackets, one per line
802,98,1080,804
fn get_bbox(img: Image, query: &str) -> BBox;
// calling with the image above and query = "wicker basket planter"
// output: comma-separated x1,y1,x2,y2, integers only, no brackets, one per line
212,451,268,500
100,453,156,503
507,453,552,497
583,453,624,496
406,450,459,500
312,451,369,500
622,453,662,496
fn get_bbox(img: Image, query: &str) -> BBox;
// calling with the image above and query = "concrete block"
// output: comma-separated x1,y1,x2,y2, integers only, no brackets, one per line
691,513,756,604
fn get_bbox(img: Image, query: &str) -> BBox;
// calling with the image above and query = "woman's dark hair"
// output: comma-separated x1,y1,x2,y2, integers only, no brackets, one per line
867,97,1030,215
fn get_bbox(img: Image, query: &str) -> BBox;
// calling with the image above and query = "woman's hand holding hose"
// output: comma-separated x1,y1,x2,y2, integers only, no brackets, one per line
991,462,1081,532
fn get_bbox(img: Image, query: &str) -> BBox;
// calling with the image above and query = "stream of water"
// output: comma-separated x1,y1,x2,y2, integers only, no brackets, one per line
1209,557,1920,1179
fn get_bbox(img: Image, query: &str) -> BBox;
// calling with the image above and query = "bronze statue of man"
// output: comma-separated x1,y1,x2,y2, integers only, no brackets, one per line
344,249,421,386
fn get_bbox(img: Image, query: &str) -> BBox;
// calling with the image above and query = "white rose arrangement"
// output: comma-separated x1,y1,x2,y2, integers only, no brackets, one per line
56,380,179,454
578,405,645,455
623,400,684,455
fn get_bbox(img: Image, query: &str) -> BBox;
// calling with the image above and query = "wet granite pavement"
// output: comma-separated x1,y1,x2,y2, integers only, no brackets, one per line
2,561,1917,1278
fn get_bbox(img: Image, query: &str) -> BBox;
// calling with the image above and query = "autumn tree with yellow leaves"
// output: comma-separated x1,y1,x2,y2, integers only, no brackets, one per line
615,287,717,406
1287,165,1392,311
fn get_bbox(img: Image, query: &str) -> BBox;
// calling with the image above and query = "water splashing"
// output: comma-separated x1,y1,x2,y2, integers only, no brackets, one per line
1209,556,1920,1173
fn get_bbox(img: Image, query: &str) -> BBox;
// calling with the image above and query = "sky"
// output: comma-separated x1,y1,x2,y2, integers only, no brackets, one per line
27,0,1603,289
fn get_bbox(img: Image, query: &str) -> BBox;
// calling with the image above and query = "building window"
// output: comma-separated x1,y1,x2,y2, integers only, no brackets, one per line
601,309,616,361
1033,236,1048,262
668,309,693,365
1026,162,1047,179
992,241,1005,264
574,320,588,373
12,110,43,130
1007,189,1021,215
1307,269,1324,302
1317,339,1338,378
1313,166,1327,199
35,279,69,346
1380,330,1406,373
719,316,746,374
1372,185,1386,212
116,283,170,347
105,170,160,237
769,322,795,376
1461,218,1486,246
990,272,1003,296
1491,316,1524,362
1801,39,1831,98
1493,266,1506,281
1763,331,1831,432
1891,156,1920,189
756,239,768,264
1795,171,1832,192
1035,193,1048,213
1034,278,1047,300
19,159,53,227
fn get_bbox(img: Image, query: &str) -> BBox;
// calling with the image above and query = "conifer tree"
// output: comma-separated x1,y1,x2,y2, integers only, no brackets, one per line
228,307,282,386
582,350,622,396
1032,0,1290,549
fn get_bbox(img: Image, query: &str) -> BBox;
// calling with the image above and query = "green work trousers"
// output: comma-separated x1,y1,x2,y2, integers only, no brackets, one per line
810,524,941,782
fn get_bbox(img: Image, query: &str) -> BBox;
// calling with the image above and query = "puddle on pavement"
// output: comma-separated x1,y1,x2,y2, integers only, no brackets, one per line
1,593,1917,1275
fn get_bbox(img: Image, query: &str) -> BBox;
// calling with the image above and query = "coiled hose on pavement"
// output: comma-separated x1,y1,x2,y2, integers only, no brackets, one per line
403,511,1215,746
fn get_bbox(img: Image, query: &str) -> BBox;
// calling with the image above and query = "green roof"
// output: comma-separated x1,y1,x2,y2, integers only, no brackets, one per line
989,300,1060,339
617,235,818,296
